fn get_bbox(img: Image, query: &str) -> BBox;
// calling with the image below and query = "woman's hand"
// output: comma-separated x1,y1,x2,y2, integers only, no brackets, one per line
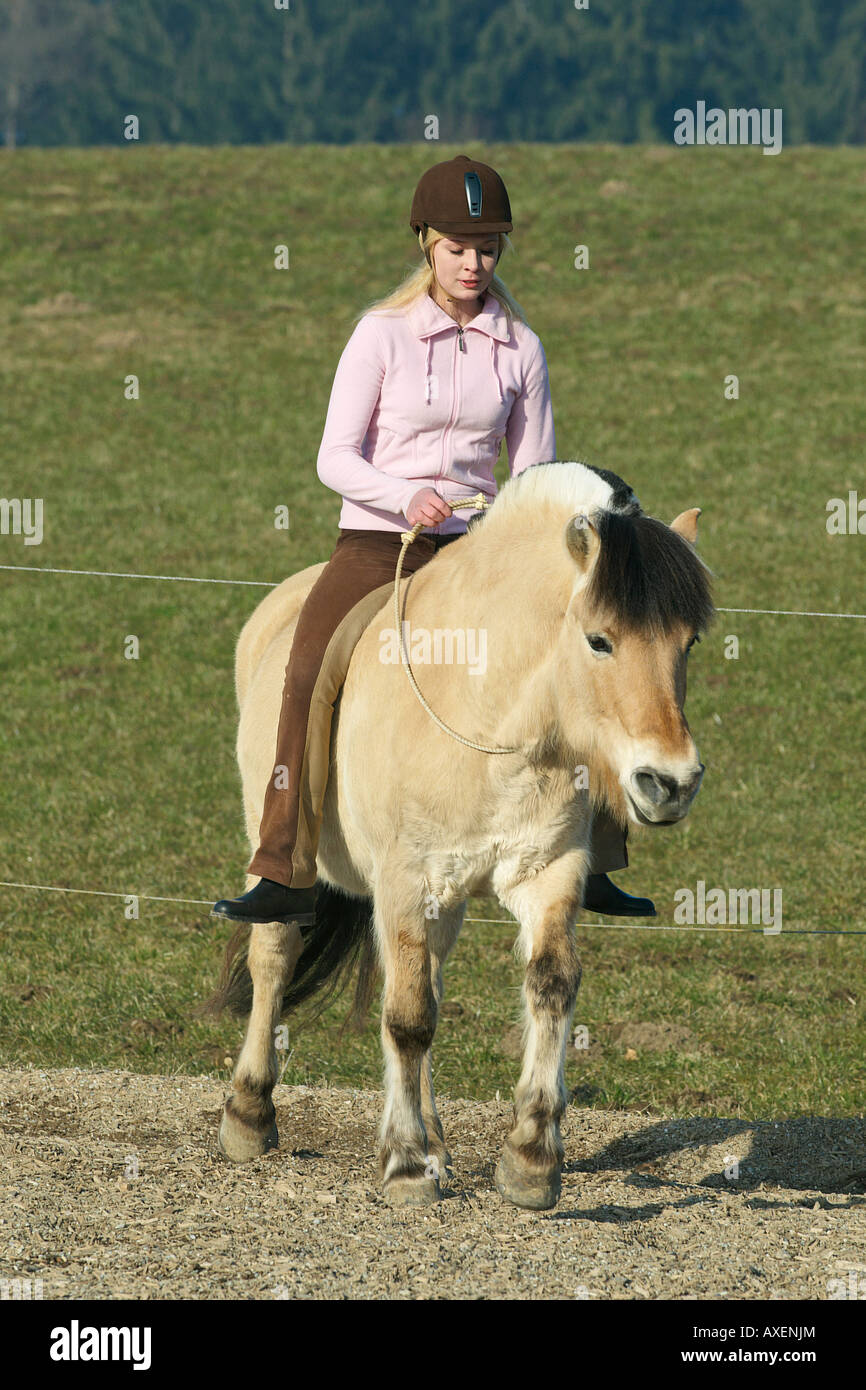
405,487,453,528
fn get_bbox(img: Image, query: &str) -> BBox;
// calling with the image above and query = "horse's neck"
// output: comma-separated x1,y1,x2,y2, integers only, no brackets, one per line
409,528,561,650
406,524,569,747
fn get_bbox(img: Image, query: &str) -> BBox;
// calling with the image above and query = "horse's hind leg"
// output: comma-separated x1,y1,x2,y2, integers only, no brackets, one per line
376,883,441,1206
494,857,584,1210
420,904,465,1181
218,904,305,1163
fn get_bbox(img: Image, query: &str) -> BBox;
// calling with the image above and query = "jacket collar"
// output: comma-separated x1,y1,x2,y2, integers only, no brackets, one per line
407,289,512,343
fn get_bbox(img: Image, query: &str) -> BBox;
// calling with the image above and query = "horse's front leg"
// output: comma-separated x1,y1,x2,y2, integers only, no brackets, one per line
218,906,304,1163
377,883,441,1206
495,854,585,1209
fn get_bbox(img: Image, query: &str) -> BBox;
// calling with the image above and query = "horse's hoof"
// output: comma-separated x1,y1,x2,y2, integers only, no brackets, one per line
383,1175,442,1207
495,1148,561,1210
218,1105,278,1163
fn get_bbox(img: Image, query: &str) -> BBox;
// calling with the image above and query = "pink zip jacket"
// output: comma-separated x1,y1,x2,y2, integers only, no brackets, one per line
315,289,556,534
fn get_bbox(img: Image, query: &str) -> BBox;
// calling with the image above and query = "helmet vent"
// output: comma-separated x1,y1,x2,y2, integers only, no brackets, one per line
464,171,483,218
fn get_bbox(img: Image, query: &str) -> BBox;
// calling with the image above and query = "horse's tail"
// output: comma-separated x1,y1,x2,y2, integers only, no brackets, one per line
198,881,377,1032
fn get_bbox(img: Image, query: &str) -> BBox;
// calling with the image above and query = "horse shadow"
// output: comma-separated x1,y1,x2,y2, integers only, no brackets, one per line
547,1112,866,1221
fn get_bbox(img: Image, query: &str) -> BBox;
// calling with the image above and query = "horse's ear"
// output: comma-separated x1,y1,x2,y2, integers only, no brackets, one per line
565,512,600,571
670,507,702,544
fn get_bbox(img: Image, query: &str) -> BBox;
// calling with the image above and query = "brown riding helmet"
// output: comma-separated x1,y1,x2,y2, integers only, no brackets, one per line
409,154,513,263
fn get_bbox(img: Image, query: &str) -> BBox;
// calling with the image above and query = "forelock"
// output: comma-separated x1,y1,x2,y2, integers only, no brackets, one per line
586,510,714,635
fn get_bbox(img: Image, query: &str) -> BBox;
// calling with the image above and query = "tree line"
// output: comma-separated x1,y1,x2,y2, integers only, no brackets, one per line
3,0,865,150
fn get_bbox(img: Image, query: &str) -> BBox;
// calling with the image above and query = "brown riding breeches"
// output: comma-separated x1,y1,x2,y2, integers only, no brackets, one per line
247,527,628,889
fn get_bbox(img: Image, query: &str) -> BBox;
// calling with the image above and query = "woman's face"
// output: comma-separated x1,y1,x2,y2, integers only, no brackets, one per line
431,232,499,303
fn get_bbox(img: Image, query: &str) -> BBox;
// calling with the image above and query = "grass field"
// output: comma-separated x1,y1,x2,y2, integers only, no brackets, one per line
0,143,863,1116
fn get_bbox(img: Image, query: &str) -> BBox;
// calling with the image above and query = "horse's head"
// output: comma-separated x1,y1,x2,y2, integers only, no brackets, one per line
560,495,714,827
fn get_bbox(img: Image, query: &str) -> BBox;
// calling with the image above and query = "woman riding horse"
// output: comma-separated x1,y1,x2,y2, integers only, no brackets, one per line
212,154,655,929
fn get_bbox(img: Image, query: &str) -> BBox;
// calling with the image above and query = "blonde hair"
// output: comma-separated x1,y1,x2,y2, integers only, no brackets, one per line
353,226,528,326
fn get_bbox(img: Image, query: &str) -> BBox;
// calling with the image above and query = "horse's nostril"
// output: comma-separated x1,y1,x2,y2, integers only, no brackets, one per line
633,768,679,805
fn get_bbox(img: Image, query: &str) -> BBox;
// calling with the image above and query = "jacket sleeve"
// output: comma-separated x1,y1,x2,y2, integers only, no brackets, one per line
505,335,556,477
316,315,420,517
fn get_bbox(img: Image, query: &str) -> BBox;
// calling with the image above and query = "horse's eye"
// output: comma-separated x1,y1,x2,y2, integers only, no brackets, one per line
586,633,612,655
687,634,701,652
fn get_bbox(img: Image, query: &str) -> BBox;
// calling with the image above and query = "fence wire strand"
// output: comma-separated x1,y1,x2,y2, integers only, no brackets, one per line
1,563,865,619
0,881,862,935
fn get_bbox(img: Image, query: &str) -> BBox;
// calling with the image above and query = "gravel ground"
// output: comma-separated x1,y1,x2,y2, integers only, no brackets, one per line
1,1067,864,1300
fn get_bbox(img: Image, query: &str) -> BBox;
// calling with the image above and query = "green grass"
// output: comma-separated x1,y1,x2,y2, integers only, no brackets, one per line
0,143,863,1117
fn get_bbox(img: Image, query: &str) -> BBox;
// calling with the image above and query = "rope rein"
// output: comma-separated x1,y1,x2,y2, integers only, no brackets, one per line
394,494,519,755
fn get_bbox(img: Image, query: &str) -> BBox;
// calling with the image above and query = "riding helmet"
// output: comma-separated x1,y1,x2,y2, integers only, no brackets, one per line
409,154,513,260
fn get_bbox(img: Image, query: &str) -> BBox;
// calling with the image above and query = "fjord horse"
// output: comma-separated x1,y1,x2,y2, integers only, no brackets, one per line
207,461,714,1209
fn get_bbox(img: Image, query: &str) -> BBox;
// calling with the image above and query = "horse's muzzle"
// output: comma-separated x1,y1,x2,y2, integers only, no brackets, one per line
628,763,705,824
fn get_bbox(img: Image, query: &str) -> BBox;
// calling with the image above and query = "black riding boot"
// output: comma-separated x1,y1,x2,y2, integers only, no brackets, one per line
211,878,317,926
582,872,656,917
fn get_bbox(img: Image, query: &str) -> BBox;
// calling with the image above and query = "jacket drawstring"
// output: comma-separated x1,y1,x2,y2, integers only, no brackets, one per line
425,338,433,404
489,336,503,404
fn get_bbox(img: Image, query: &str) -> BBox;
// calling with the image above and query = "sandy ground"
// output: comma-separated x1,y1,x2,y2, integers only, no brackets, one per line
1,1066,864,1300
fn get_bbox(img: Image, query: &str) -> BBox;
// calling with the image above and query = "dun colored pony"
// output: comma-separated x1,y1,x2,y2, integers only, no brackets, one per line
205,461,714,1209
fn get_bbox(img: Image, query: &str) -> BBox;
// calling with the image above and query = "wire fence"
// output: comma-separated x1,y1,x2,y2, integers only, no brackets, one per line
2,561,866,619
1,557,862,936
1,880,862,935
